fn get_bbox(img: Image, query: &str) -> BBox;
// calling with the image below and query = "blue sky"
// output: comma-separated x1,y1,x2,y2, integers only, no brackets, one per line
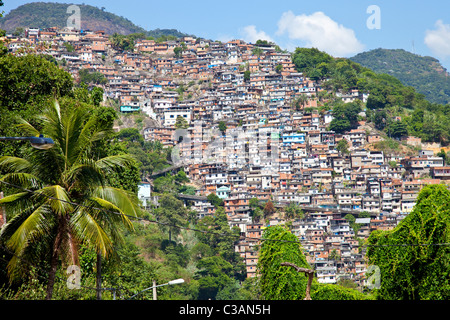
4,1,450,70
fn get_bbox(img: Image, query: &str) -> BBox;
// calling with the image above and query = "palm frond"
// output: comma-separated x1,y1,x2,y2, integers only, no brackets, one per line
91,186,140,219
1,172,42,190
0,191,43,219
26,147,65,185
3,204,54,258
15,118,41,138
95,154,137,174
1,98,141,291
70,208,114,257
64,107,90,166
64,160,106,191
71,117,115,165
39,185,73,216
0,156,32,173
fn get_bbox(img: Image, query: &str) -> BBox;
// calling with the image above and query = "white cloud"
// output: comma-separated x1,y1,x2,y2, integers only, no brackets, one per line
239,25,274,44
424,20,450,59
276,11,364,57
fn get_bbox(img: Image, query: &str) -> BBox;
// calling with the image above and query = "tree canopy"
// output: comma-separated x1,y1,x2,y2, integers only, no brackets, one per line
0,100,140,299
292,47,450,144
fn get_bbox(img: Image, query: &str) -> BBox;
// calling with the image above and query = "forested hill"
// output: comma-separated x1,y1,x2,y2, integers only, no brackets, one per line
350,48,450,105
0,2,189,38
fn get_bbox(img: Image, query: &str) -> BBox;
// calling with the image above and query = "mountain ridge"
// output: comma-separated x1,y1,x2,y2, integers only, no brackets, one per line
0,2,190,38
350,48,450,105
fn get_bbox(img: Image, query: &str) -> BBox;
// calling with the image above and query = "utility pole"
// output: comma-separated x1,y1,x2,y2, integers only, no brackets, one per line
0,192,5,229
96,253,102,300
153,280,157,300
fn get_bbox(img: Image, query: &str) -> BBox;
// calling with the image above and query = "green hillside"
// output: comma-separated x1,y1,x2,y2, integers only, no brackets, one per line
350,48,450,105
0,2,189,37
292,47,450,145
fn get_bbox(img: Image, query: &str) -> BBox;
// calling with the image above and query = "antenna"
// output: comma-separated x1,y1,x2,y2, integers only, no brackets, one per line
412,40,415,54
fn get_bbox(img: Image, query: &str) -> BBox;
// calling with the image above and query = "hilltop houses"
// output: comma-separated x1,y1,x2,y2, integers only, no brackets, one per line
9,26,450,288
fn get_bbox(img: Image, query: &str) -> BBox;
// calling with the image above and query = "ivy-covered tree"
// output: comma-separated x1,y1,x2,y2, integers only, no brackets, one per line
257,225,311,300
366,184,450,300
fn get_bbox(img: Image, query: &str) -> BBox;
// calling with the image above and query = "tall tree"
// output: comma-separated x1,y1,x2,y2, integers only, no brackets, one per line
175,115,189,129
263,200,275,218
218,121,227,135
154,193,188,242
0,100,140,299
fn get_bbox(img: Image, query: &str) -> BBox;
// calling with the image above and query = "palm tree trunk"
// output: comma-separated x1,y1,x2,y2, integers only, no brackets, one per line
46,250,59,300
46,226,64,300
96,253,102,300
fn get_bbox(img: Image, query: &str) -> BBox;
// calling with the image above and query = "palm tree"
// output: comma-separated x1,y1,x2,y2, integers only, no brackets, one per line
0,100,140,299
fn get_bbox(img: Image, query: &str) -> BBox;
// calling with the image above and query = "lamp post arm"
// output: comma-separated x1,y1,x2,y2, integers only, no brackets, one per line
0,136,55,150
0,137,29,141
127,283,169,300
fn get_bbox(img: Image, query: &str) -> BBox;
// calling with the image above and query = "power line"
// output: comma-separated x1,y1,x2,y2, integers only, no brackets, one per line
1,180,450,249
0,180,267,244
2,180,450,299
0,244,124,297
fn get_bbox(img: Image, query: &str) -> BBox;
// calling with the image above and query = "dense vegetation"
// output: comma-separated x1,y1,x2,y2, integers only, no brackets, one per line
292,47,450,145
258,225,373,300
367,184,450,299
351,48,450,105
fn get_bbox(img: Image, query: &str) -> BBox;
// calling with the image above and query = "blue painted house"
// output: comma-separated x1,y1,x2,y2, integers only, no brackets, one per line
282,132,306,145
120,105,140,113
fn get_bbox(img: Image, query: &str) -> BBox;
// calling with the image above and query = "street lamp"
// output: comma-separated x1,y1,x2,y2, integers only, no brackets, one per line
0,134,55,150
127,278,185,300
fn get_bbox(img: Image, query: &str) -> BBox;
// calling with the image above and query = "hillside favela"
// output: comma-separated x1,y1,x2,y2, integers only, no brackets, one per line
0,1,450,307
